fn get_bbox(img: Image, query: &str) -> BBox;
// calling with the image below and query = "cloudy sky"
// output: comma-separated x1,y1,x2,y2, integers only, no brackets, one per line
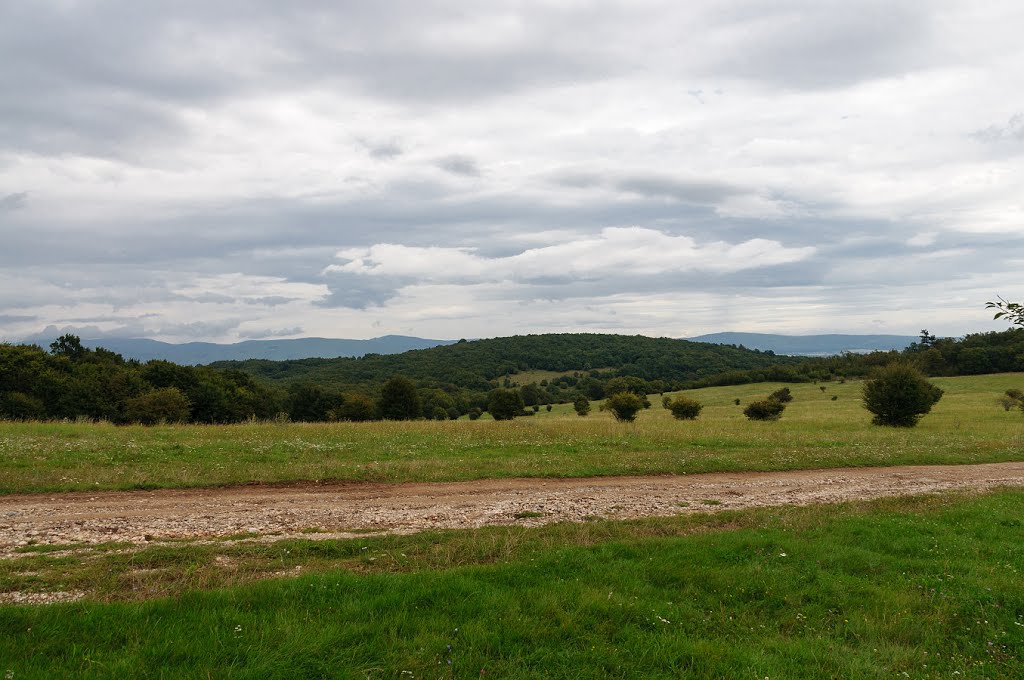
2,0,1022,343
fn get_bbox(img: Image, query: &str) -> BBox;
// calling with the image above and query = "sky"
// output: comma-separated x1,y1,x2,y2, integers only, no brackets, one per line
1,0,1022,344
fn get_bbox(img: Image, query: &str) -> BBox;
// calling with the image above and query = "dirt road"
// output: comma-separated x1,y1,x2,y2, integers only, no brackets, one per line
3,462,1024,555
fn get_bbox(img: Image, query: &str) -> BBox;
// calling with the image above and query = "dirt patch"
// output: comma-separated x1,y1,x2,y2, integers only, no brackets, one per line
2,462,1024,556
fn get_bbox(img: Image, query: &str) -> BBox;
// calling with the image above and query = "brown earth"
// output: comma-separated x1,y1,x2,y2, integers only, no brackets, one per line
3,462,1024,557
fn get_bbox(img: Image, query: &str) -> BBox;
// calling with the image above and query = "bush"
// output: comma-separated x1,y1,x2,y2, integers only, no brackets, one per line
488,388,525,421
769,387,793,403
333,394,378,421
379,376,422,420
467,407,482,421
744,399,786,421
123,387,191,425
573,396,591,417
602,392,644,423
1006,388,1023,401
667,396,703,420
546,404,552,412
862,363,943,427
734,398,741,406
0,391,46,420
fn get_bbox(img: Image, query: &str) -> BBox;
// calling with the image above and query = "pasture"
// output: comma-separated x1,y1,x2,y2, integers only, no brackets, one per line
0,374,1022,495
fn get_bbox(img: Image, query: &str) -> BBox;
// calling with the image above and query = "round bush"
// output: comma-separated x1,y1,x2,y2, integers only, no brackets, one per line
573,396,591,417
743,399,786,421
602,392,644,422
668,396,703,420
862,363,943,427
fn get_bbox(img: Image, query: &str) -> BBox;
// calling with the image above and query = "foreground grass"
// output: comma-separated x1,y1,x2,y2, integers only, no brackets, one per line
1,373,1023,495
1,490,1022,677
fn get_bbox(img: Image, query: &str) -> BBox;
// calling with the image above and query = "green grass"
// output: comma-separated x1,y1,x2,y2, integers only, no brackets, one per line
2,490,1023,677
2,374,1023,494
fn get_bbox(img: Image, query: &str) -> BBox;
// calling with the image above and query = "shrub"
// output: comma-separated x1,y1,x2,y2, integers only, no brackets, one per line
744,399,786,421
532,404,540,413
769,387,793,403
333,394,378,421
467,407,482,421
488,388,525,421
862,363,943,427
0,391,46,420
1006,388,1023,401
602,392,644,423
831,395,838,401
667,396,703,420
123,387,191,425
733,398,741,406
379,376,422,420
573,396,591,417
545,404,552,412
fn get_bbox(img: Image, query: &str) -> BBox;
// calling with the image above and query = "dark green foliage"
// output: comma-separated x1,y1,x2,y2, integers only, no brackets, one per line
987,296,1024,327
862,364,944,427
744,399,786,421
733,398,741,405
602,392,644,422
334,394,377,422
769,387,793,403
123,387,191,425
519,382,544,406
831,395,838,401
487,388,524,421
545,404,552,412
378,376,421,420
0,339,279,424
286,383,344,422
1006,388,1023,401
213,333,807,394
667,395,703,420
573,396,591,417
467,407,482,421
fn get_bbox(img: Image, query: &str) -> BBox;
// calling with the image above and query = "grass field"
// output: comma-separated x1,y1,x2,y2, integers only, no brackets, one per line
2,490,1022,677
1,374,1023,495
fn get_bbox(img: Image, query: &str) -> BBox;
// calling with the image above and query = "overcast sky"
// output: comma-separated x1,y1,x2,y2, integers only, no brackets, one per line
2,1,1022,343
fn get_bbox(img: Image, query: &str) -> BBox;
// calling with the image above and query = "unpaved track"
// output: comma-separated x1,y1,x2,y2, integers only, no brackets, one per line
3,462,1024,555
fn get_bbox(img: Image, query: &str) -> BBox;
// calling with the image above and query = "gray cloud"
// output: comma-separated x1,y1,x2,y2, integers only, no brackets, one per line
436,155,481,177
0,192,26,211
1,1,1020,341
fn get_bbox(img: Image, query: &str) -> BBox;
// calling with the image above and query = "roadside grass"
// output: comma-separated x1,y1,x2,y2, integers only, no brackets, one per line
0,373,1022,495
1,490,1022,677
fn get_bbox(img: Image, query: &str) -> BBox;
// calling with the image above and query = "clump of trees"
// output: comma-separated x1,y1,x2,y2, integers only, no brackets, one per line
602,392,644,422
666,395,703,420
862,364,943,427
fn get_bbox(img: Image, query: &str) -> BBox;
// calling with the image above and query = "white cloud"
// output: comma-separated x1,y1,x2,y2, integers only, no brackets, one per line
326,228,816,282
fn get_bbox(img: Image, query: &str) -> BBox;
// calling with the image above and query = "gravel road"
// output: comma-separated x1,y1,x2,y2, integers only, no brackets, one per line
3,461,1024,556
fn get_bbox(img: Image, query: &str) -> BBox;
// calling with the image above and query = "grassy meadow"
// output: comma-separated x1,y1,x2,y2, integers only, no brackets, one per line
0,373,1022,495
1,490,1023,677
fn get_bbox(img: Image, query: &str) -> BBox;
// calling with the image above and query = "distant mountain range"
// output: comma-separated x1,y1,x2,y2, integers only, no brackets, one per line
66,335,457,365
13,332,920,364
687,333,919,356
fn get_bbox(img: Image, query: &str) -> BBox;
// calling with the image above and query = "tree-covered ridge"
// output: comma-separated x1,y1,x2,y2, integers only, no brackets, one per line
211,333,807,391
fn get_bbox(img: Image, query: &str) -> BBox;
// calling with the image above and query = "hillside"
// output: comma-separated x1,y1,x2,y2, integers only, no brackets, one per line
687,332,919,356
213,333,808,391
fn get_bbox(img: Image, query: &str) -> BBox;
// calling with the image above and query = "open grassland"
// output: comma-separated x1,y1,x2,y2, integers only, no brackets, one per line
0,373,1022,495
2,490,1022,677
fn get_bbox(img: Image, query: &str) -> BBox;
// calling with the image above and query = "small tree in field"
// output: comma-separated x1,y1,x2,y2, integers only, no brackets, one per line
744,399,786,421
667,395,703,420
769,387,793,403
573,396,591,417
602,392,644,422
488,388,524,421
862,363,943,427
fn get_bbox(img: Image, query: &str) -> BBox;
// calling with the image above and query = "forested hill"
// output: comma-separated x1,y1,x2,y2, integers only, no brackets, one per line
211,333,808,391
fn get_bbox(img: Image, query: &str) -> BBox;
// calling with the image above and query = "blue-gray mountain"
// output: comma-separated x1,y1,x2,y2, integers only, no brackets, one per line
67,336,457,365
687,333,920,357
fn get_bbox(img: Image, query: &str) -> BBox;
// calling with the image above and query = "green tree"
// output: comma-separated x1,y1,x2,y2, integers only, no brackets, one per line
333,393,378,421
379,375,422,420
573,395,591,417
49,334,86,361
123,387,191,425
487,388,524,421
602,392,644,422
769,387,793,403
862,363,943,427
987,298,1024,327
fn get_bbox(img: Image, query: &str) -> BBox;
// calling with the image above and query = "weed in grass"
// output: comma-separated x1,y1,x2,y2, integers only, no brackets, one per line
513,511,544,519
